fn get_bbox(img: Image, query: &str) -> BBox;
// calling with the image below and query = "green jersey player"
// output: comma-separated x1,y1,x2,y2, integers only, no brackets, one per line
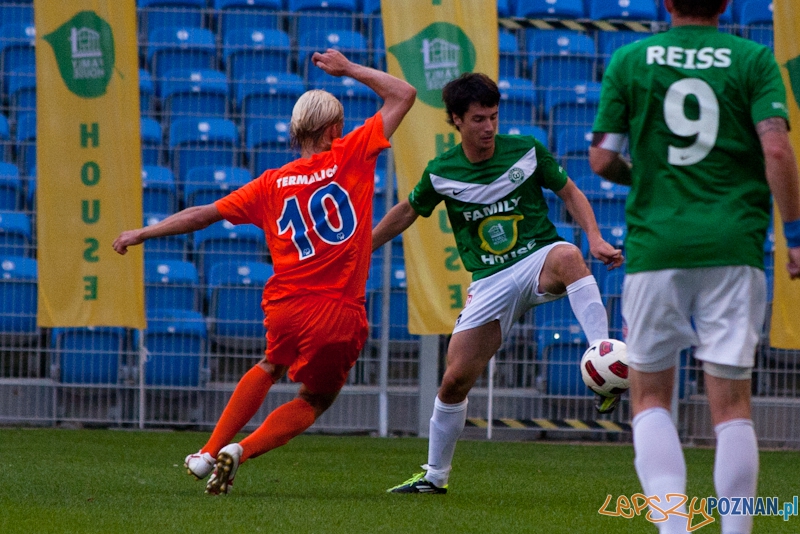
590,1,800,533
374,72,623,495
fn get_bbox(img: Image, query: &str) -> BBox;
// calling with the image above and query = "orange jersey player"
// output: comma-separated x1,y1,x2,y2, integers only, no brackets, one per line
113,49,416,496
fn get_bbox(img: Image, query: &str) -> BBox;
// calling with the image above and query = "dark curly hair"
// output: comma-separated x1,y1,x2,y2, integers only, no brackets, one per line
441,73,500,130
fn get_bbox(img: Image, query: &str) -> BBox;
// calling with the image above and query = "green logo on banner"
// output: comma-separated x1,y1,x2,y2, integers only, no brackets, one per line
388,22,476,108
785,56,800,110
43,11,115,99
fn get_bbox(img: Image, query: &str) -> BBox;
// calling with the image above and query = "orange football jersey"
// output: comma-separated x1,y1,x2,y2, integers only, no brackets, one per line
215,113,390,303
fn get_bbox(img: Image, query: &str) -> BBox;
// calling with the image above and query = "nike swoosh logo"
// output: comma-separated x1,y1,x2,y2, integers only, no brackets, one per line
453,188,466,195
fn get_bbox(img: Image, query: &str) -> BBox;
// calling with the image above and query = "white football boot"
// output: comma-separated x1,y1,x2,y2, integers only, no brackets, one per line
205,443,243,495
184,451,215,480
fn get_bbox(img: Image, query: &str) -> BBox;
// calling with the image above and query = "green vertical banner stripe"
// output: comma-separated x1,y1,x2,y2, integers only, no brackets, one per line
35,1,144,328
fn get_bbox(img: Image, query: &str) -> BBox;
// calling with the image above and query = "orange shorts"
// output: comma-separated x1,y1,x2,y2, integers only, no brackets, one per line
263,295,368,394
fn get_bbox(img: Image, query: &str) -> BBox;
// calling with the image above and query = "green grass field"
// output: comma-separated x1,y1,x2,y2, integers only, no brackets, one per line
1,428,798,533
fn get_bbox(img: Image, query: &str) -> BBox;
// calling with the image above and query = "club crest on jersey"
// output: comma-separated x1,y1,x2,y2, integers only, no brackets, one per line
508,167,525,185
599,340,614,356
478,215,523,255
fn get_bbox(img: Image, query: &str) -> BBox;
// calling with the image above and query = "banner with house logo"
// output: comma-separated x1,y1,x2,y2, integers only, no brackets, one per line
381,0,498,335
771,1,800,349
35,1,144,328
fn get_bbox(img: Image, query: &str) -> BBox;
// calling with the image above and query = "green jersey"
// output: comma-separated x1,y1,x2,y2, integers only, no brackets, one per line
593,25,789,273
409,134,568,281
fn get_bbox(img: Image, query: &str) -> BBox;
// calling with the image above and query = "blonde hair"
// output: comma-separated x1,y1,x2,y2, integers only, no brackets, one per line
290,90,344,151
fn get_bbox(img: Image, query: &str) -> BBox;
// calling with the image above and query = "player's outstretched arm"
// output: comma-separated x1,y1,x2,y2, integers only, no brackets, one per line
758,117,800,279
112,204,223,255
557,179,624,269
311,49,416,139
372,199,419,252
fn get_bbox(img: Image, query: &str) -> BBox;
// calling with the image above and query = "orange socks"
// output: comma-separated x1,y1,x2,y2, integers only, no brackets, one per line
239,397,316,462
202,365,274,457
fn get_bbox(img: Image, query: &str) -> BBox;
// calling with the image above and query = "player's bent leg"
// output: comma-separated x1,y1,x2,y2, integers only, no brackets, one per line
705,370,758,534
389,322,501,495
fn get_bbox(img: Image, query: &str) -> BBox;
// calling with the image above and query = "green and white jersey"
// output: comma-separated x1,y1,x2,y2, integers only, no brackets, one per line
593,25,789,273
409,134,568,281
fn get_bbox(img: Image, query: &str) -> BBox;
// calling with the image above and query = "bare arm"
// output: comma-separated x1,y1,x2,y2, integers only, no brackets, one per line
312,49,416,139
112,204,223,255
758,117,800,278
372,199,419,252
556,179,624,269
589,132,632,186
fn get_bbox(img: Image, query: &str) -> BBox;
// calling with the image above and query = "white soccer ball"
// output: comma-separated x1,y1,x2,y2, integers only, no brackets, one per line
580,339,630,397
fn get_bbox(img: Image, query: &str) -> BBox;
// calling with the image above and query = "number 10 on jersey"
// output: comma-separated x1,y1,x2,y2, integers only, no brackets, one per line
277,182,358,260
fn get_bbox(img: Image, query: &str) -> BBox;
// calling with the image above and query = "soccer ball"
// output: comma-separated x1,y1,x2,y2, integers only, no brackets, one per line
580,339,630,396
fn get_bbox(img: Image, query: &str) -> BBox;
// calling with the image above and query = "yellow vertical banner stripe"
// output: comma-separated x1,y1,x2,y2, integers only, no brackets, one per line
381,0,498,335
771,1,800,349
35,1,144,328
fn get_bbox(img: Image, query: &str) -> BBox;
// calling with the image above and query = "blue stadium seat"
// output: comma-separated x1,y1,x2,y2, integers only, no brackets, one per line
159,68,229,122
215,0,283,36
497,0,511,18
0,2,32,29
589,0,657,21
544,81,600,142
144,259,200,312
141,117,164,167
52,327,126,384
146,27,216,80
739,1,773,48
0,255,37,344
143,213,190,261
140,69,156,117
168,117,239,184
597,31,647,69
503,124,549,146
237,72,305,132
0,210,31,257
223,28,292,82
297,29,368,84
0,161,21,210
289,0,357,37
138,0,206,37
498,76,538,126
371,17,385,70
367,259,418,343
536,319,589,396
498,30,520,78
581,224,627,259
184,166,252,207
602,267,625,339
553,220,579,242
517,0,584,18
142,165,178,214
0,22,34,100
579,174,628,228
194,219,268,280
138,309,208,386
0,113,9,163
16,111,35,176
574,173,626,198
207,261,274,349
526,30,596,88
555,125,593,178
735,0,772,25
7,63,34,125
326,76,381,123
246,118,294,175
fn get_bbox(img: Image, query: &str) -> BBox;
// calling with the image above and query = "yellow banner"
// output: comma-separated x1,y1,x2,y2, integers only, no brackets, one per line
382,0,498,335
36,1,144,328
771,1,800,349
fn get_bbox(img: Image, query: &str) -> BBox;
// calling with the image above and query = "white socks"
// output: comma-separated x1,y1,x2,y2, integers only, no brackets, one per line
425,396,468,488
714,419,758,534
567,276,609,344
633,407,688,534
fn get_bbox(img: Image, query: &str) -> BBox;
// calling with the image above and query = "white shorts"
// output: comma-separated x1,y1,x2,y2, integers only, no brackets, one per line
453,242,575,337
622,266,766,376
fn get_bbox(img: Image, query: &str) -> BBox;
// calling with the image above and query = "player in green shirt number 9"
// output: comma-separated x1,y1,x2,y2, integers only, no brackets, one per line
590,1,800,533
373,73,624,495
